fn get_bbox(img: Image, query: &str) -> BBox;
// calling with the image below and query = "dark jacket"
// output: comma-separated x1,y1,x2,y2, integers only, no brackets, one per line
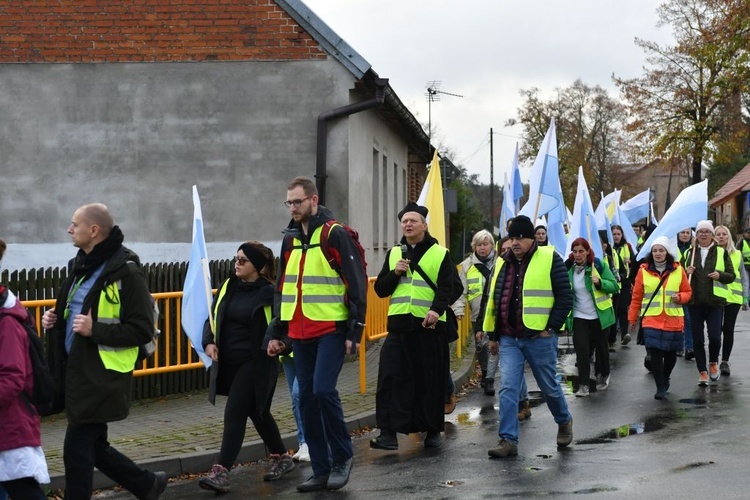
685,244,735,307
270,206,367,343
374,232,459,334
486,243,573,340
202,277,277,408
48,247,153,425
0,290,42,451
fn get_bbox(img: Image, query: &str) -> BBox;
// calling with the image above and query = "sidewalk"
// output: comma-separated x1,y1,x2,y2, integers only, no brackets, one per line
41,338,477,491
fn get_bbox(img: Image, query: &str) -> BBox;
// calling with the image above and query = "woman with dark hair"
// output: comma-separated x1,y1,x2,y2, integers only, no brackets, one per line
534,225,548,246
612,225,634,347
628,237,691,399
565,237,619,396
199,241,294,493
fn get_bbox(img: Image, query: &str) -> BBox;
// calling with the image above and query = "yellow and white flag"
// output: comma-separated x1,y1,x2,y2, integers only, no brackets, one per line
417,150,446,246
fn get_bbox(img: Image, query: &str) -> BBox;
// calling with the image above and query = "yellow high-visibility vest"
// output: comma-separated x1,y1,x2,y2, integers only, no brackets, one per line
96,283,139,373
280,226,348,321
640,269,684,317
387,244,448,322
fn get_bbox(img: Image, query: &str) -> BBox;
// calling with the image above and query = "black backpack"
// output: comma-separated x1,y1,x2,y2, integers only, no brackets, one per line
21,314,57,416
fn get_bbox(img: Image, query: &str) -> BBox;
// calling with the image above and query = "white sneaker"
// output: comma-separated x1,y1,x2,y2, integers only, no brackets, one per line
292,443,310,462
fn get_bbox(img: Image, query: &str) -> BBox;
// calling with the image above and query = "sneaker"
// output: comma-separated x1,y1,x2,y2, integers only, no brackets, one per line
292,443,310,462
720,360,731,376
557,417,573,447
199,464,230,493
684,349,695,361
488,439,518,458
698,371,709,386
608,343,616,353
596,374,610,391
621,333,632,346
575,385,590,397
676,350,684,357
263,453,295,482
326,457,353,490
709,362,720,382
517,399,532,421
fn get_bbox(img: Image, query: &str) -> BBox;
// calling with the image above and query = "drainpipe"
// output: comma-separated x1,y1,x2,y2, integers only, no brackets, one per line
316,77,388,205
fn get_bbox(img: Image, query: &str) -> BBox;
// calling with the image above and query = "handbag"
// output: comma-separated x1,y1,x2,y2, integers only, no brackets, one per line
413,262,460,342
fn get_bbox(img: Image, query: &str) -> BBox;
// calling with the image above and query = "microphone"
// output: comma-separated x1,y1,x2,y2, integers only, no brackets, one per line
401,244,409,260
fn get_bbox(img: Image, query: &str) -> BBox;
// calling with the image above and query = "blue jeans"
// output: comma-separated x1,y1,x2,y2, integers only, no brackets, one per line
293,333,353,477
688,305,723,373
498,335,571,445
682,306,693,351
280,355,305,445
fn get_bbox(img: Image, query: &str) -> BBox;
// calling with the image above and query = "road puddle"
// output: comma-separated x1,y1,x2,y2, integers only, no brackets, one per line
577,414,677,444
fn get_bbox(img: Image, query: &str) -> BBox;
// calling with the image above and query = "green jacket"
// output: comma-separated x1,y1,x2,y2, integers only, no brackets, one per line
49,247,153,425
565,257,618,331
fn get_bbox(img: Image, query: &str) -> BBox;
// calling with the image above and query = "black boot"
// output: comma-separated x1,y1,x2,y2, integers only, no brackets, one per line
370,428,398,450
483,378,495,395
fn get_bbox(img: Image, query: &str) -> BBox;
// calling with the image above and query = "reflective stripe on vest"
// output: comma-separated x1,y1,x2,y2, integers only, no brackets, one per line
640,269,685,317
484,246,555,331
387,244,448,321
466,265,483,302
280,226,348,321
727,250,743,305
712,247,730,300
741,239,750,267
591,266,614,310
97,282,139,373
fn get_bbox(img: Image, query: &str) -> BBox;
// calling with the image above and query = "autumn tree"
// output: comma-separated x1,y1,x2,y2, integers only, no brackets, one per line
507,80,628,206
614,0,750,185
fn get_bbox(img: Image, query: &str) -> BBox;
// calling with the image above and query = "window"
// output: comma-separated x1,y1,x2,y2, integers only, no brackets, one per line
382,155,388,247
372,149,379,247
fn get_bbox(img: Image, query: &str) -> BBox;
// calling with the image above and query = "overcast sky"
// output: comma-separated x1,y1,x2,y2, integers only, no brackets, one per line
304,0,675,186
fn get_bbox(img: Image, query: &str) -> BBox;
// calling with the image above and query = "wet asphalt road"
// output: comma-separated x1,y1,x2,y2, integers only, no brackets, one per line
95,328,750,499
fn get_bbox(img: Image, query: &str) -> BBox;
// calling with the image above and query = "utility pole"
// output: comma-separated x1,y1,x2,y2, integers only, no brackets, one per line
490,127,494,226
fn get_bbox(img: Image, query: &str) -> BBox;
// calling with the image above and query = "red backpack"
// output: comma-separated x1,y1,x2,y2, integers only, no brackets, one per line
319,220,368,280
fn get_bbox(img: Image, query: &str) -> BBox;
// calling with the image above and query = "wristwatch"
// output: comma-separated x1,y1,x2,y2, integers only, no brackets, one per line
546,328,556,336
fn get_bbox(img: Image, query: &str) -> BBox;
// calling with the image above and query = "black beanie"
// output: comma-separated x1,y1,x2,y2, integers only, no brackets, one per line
398,202,429,221
507,216,535,239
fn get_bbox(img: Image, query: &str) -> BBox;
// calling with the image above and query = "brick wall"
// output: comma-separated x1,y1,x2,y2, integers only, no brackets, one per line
0,0,327,62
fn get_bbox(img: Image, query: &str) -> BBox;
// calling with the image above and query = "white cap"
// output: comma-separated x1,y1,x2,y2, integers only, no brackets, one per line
650,236,678,260
696,220,714,233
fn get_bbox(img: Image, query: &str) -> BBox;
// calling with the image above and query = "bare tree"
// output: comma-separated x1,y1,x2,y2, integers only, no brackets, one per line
507,80,628,205
614,0,750,185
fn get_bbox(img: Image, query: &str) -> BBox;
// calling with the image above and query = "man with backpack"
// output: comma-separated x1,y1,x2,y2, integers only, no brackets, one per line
370,202,461,451
266,177,367,493
0,239,49,498
40,204,167,499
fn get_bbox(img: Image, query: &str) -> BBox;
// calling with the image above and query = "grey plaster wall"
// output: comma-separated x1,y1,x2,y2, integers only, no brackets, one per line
0,61,356,245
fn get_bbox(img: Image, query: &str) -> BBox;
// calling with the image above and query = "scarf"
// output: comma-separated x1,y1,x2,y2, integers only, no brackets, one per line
71,225,125,279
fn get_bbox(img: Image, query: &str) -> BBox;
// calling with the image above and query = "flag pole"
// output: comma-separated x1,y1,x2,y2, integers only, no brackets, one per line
201,259,215,333
687,235,698,285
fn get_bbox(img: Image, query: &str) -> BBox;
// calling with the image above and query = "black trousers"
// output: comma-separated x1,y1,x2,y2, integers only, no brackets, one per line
573,317,610,384
1,478,47,500
722,303,740,362
219,361,285,469
63,422,155,500
647,348,677,390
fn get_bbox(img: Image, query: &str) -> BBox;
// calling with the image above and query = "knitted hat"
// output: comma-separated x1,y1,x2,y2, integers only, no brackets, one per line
650,236,678,260
695,220,714,233
507,216,535,239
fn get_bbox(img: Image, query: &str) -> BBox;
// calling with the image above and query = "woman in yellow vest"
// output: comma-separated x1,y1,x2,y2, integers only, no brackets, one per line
715,226,749,377
612,225,635,348
628,237,691,399
199,241,293,493
565,237,619,397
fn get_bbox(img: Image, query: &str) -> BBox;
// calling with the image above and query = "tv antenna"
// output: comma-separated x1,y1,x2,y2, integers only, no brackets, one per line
425,81,463,145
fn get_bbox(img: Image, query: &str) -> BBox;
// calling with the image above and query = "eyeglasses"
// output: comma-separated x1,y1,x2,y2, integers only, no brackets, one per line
284,196,311,208
696,230,712,234
235,257,249,265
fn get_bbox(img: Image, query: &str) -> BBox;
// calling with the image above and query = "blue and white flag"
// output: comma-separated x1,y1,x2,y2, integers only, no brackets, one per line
620,189,650,224
511,142,523,211
612,190,639,247
566,167,604,259
181,186,213,368
636,180,708,260
519,118,563,221
500,172,515,237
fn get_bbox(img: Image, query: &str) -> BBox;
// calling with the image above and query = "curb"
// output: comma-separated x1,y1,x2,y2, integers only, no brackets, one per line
50,349,477,491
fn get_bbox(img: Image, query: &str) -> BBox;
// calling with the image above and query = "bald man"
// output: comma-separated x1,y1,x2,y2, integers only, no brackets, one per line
42,204,167,499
